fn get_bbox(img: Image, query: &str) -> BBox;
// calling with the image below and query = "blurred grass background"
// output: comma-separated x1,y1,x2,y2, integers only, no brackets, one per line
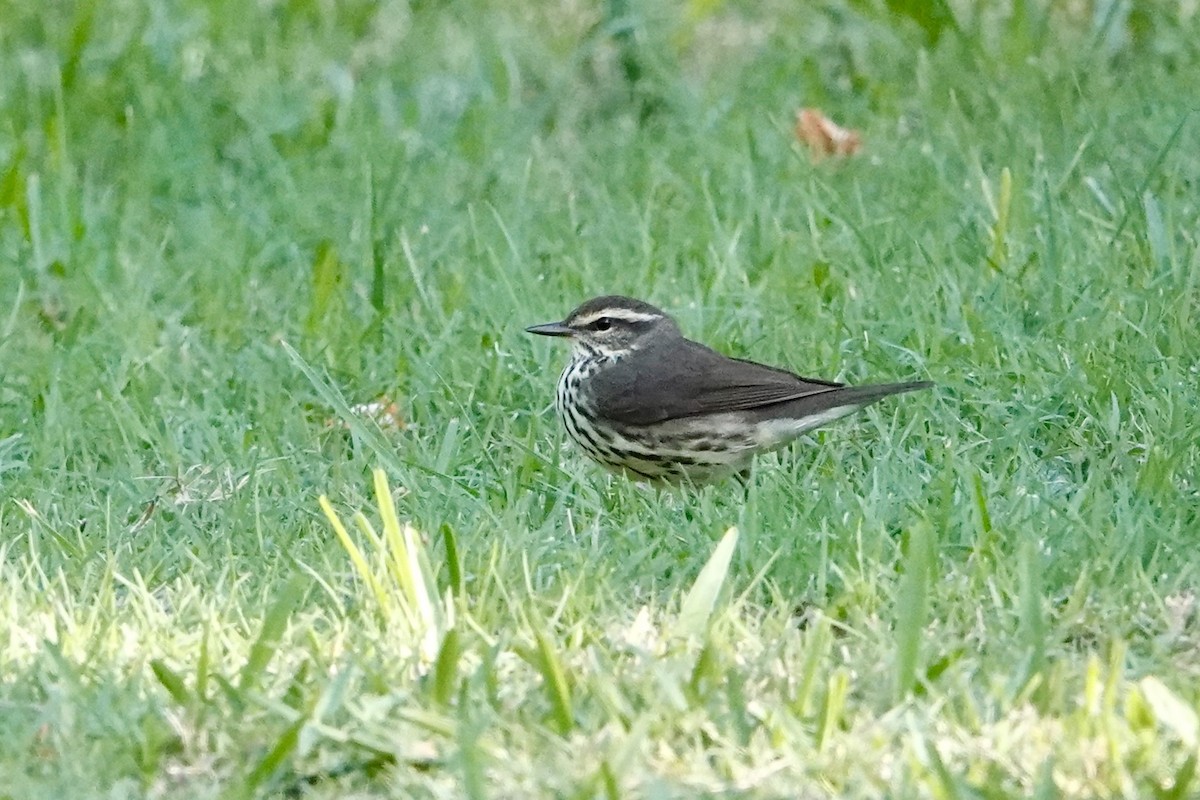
1,0,1198,797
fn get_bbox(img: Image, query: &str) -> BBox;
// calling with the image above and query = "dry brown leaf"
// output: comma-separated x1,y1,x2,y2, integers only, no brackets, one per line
325,397,406,431
795,108,862,160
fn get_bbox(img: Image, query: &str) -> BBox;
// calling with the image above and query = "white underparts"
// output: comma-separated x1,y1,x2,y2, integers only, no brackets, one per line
751,405,865,448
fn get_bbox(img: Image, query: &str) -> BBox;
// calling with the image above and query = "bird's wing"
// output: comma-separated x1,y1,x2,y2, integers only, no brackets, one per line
588,339,846,426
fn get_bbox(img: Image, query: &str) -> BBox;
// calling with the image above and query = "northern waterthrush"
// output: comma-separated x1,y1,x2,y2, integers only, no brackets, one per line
526,295,932,483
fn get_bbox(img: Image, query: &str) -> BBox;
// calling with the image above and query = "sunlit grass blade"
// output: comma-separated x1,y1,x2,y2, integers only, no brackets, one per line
320,496,391,617
193,618,212,711
790,614,832,717
673,526,739,640
1137,676,1199,749
375,468,451,663
816,669,849,751
319,469,454,670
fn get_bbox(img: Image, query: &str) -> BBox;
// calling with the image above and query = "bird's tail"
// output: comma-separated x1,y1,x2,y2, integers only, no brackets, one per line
826,380,934,407
749,380,933,436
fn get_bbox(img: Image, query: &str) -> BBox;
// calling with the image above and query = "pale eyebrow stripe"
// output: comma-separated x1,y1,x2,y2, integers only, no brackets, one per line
573,309,662,326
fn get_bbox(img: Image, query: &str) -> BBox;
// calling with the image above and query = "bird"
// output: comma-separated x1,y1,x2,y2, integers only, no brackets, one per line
525,295,932,484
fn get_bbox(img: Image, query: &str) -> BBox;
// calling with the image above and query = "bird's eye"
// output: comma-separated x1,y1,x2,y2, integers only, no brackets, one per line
594,317,613,331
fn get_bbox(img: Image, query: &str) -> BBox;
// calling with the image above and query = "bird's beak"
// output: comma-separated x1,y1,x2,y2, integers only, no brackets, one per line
525,321,574,337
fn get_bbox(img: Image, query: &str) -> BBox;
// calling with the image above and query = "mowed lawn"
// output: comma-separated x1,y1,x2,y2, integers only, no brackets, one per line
1,1,1198,797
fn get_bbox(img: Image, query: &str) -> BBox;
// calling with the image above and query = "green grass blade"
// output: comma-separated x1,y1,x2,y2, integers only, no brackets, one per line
533,627,574,735
1142,190,1169,273
971,471,993,535
432,627,462,707
150,659,190,706
1108,112,1191,246
441,523,464,599
241,717,304,798
1162,754,1197,800
304,240,343,336
987,166,1012,272
239,575,307,693
311,662,355,726
281,341,474,492
894,523,935,702
1018,538,1047,687
456,679,488,800
196,618,211,706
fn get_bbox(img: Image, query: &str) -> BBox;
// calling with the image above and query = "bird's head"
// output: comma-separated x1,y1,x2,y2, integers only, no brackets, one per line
526,295,679,359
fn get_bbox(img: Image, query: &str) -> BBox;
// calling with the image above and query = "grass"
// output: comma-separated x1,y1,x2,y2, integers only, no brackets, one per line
1,0,1198,796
